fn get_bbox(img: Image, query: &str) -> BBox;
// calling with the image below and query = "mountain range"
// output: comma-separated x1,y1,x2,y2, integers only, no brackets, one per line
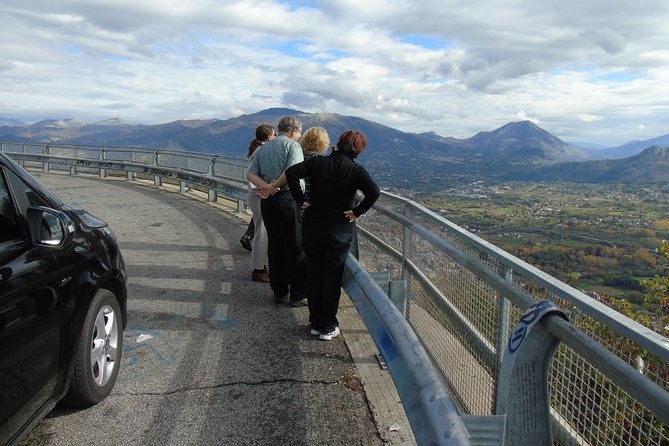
1,108,667,189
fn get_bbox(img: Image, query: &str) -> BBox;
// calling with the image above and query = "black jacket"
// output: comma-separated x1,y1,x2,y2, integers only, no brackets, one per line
285,151,380,227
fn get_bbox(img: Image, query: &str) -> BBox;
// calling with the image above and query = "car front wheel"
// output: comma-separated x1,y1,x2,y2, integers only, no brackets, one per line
63,288,123,407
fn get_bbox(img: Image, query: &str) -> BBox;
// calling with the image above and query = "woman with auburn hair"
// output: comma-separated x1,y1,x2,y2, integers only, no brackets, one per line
284,130,380,341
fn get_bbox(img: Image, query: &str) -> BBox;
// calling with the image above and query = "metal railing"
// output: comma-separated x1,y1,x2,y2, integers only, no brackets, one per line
4,142,669,446
0,141,248,210
356,191,669,446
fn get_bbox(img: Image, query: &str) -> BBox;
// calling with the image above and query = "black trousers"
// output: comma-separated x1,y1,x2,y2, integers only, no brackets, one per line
260,192,306,299
302,224,354,332
243,219,254,239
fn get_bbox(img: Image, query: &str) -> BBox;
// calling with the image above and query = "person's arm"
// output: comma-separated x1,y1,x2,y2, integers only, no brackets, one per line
285,161,309,206
247,172,268,188
350,167,380,218
246,153,265,187
269,173,287,189
256,173,285,199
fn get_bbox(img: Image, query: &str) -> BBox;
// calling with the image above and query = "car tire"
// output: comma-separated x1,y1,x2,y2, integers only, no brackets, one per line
62,288,123,407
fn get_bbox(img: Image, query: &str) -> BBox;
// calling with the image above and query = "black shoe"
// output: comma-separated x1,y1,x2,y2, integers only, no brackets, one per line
240,235,252,251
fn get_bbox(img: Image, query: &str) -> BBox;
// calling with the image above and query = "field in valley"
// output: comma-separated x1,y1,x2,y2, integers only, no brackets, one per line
419,181,669,315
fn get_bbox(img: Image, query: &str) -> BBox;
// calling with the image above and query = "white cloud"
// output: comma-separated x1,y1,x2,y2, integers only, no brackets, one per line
513,111,540,124
576,114,604,123
0,0,668,146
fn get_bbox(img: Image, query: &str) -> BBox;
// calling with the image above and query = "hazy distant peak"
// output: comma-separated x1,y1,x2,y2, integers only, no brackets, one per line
94,118,128,126
630,145,668,160
601,132,669,158
30,118,85,129
465,120,590,160
309,112,338,123
172,118,219,128
0,117,25,127
493,120,549,138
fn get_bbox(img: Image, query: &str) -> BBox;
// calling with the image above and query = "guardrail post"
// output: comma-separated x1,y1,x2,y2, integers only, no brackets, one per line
208,189,218,202
71,147,78,175
153,151,162,186
207,157,217,202
208,157,216,176
99,147,107,178
401,202,413,280
370,272,407,316
401,203,414,319
494,265,514,411
239,164,249,213
43,145,50,173
496,300,567,446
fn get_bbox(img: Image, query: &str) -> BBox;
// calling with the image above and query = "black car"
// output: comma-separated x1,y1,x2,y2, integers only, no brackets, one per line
0,153,128,445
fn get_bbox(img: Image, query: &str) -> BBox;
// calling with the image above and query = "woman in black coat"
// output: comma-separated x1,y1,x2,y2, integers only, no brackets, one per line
285,130,380,340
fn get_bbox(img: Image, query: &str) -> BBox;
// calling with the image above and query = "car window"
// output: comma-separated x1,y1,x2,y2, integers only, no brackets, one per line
0,171,21,243
3,167,49,212
25,187,49,207
0,154,63,207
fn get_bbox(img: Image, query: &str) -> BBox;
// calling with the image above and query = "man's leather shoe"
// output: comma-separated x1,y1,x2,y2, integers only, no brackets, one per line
251,270,270,282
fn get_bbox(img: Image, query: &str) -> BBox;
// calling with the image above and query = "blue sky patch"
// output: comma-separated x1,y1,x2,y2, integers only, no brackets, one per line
400,35,452,50
592,72,645,83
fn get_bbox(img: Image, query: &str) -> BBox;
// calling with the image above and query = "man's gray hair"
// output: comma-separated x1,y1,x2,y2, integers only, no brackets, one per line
277,116,302,132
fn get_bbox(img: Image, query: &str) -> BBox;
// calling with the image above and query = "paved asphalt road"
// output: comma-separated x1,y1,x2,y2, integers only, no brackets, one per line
20,173,385,446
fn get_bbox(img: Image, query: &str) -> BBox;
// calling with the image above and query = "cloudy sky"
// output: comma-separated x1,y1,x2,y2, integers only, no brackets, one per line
1,0,668,147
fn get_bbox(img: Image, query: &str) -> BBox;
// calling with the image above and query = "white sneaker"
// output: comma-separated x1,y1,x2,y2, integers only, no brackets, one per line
319,327,340,341
310,328,321,336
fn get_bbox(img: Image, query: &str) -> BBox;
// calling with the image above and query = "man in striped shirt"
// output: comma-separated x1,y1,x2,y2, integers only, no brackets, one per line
247,116,307,307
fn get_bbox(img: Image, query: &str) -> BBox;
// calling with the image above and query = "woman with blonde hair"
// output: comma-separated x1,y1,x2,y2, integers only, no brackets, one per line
299,126,330,201
300,127,330,157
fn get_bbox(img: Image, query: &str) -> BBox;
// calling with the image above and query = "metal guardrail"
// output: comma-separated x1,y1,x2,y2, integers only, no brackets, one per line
4,142,669,446
0,141,248,210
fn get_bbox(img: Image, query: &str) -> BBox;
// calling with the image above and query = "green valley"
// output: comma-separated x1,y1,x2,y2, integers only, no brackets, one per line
419,181,669,316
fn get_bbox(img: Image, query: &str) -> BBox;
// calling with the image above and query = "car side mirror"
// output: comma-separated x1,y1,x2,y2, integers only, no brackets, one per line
27,207,74,246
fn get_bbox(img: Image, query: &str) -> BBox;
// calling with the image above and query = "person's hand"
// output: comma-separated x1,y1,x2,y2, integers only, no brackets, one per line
301,201,311,209
257,183,278,199
256,188,271,199
344,210,356,223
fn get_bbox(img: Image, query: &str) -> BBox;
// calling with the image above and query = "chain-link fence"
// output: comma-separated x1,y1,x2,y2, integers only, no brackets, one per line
356,191,669,446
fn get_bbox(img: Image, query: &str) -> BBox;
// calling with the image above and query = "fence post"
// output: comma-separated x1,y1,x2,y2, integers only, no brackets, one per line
99,147,107,178
153,151,162,186
401,202,414,319
70,147,77,175
207,157,217,202
494,265,514,411
43,145,50,173
496,300,568,446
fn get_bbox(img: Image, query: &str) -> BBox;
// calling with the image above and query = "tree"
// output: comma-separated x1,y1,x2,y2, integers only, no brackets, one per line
641,240,669,333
